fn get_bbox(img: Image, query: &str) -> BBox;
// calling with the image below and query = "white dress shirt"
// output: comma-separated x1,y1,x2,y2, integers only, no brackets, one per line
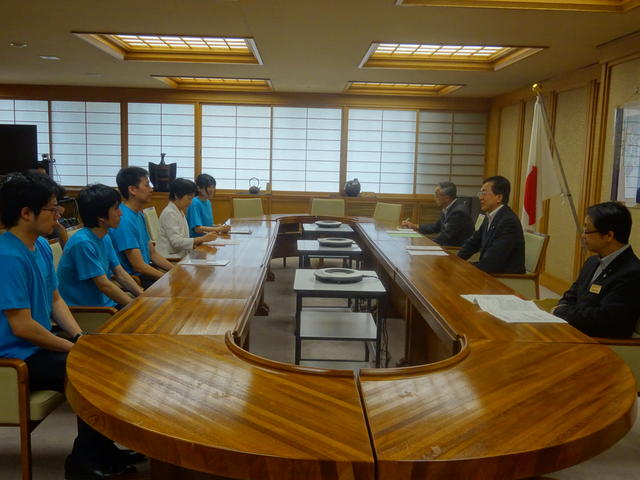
156,201,195,258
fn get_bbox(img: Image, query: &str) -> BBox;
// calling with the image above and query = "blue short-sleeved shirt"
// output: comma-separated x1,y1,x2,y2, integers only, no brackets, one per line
108,203,151,275
186,196,213,238
57,228,120,308
0,233,57,360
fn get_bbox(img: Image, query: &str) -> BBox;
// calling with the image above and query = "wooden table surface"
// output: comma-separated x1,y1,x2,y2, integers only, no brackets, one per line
65,215,637,480
66,334,374,480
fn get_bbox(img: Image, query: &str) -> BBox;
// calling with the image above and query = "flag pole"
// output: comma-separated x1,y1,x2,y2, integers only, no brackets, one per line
531,84,582,235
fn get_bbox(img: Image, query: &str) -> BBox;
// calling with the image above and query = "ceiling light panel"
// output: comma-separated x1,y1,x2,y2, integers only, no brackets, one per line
360,42,544,71
346,81,463,96
154,76,272,91
395,0,639,12
74,33,262,64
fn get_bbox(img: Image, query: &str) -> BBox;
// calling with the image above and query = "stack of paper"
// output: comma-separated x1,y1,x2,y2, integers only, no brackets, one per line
405,245,447,256
228,228,251,234
182,259,230,266
203,239,242,246
385,230,422,238
461,294,565,324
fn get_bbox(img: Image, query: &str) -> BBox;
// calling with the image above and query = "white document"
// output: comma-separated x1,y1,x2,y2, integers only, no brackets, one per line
461,294,565,324
406,245,443,251
228,228,251,234
203,239,242,245
182,259,230,266
386,229,413,234
407,250,448,256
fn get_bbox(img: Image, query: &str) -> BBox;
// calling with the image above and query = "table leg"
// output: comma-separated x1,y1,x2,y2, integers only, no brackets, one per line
375,299,383,368
295,294,302,364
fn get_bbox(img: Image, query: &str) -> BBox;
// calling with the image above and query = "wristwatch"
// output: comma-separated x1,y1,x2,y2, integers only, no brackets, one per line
71,331,88,343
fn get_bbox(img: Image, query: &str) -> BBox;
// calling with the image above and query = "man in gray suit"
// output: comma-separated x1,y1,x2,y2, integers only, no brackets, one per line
402,181,474,246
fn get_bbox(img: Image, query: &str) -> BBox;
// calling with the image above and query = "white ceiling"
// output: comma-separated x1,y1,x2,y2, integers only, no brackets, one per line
1,0,639,98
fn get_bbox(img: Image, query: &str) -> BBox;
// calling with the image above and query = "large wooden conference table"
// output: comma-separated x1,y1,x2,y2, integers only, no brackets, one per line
65,215,637,480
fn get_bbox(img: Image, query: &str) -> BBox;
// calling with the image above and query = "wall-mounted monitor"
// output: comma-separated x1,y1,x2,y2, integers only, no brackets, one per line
0,124,38,175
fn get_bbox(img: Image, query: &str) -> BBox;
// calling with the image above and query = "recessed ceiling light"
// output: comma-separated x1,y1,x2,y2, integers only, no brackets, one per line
360,42,544,71
395,0,639,13
345,81,463,96
153,76,272,91
9,41,28,48
73,32,263,64
39,55,60,60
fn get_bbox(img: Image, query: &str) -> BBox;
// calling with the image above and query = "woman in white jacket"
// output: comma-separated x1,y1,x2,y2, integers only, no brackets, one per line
157,179,217,258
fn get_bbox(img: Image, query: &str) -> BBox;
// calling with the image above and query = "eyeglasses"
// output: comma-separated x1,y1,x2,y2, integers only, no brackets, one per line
582,229,600,235
477,191,491,198
41,205,65,215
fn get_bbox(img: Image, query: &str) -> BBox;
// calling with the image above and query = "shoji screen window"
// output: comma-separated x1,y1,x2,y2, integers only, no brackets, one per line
201,105,270,190
51,101,121,186
0,99,50,159
417,111,486,196
347,109,416,194
128,103,194,180
272,107,341,192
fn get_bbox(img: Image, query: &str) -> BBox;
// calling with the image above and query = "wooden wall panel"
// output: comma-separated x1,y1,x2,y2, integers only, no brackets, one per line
496,104,521,187
544,87,590,285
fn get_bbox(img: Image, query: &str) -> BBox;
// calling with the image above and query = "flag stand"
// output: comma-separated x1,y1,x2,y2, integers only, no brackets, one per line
532,84,582,236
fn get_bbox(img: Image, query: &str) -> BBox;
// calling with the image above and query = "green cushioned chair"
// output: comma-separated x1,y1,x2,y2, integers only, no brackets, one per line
0,358,66,480
232,198,264,218
373,202,402,224
310,198,345,217
142,206,160,242
494,231,549,299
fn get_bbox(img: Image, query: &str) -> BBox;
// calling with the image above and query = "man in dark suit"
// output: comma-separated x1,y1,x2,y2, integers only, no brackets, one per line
401,181,474,246
457,176,525,274
553,202,640,338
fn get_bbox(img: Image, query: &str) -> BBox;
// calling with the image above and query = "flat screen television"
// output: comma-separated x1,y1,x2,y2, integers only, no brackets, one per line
0,124,38,175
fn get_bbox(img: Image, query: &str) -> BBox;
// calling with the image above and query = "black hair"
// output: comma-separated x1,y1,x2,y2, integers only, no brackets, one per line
116,167,149,199
77,184,122,228
0,171,64,228
437,181,457,199
195,173,216,190
587,201,632,244
483,175,511,205
169,178,198,201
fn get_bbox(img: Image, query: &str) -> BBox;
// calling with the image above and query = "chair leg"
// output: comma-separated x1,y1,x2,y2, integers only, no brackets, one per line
20,422,32,480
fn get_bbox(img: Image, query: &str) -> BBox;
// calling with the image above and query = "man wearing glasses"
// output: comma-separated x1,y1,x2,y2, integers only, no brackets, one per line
401,181,474,246
0,172,141,478
552,202,640,338
457,175,525,273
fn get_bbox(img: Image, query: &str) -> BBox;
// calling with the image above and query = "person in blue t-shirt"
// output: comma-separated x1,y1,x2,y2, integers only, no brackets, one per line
58,184,143,308
108,167,173,288
186,173,230,237
0,172,142,478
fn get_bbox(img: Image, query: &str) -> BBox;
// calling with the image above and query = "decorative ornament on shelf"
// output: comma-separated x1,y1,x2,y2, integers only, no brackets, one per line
344,178,361,197
248,177,261,194
148,152,176,192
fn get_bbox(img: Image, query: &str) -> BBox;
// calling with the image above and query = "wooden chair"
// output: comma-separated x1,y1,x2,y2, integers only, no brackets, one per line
494,231,549,299
373,202,402,224
142,206,160,243
0,358,65,480
310,198,345,217
69,306,118,332
232,198,264,218
49,240,63,270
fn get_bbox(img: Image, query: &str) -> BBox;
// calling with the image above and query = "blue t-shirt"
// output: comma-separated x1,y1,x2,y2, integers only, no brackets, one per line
108,203,151,275
0,233,57,360
186,196,214,238
57,228,120,308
